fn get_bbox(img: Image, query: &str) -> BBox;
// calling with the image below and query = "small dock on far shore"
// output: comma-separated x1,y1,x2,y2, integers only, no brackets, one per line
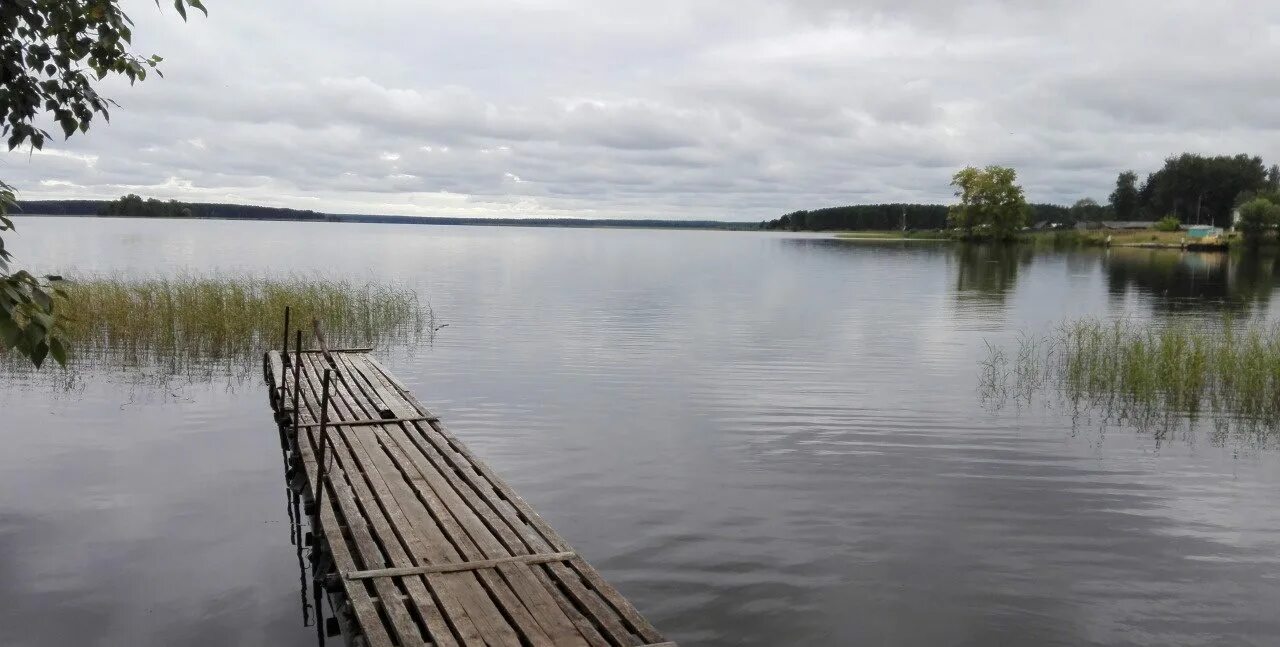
263,320,672,647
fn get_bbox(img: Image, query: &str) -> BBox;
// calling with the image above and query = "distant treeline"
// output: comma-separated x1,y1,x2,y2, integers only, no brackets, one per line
767,153,1280,232
13,195,757,230
1116,153,1280,229
96,194,330,221
16,195,331,221
763,203,1071,232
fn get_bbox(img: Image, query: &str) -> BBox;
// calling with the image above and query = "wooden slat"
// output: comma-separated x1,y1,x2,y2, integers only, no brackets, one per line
305,354,516,646
293,359,438,647
330,354,592,647
354,356,664,645
346,552,578,579
297,356,468,646
280,368,396,647
295,415,437,429
268,348,671,647
267,350,285,397
321,355,557,647
311,354,518,646
337,360,616,646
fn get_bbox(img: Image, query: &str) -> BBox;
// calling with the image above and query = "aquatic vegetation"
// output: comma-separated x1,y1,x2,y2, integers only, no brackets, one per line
0,273,434,385
982,316,1280,436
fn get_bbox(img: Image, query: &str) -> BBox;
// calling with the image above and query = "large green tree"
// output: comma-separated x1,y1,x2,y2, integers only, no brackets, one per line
1237,197,1280,245
1109,171,1139,220
1138,153,1267,227
948,165,1029,240
0,0,205,367
1069,197,1108,223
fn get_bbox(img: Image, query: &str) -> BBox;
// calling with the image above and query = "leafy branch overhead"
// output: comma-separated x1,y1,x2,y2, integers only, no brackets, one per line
0,0,205,367
1,0,206,150
0,180,66,366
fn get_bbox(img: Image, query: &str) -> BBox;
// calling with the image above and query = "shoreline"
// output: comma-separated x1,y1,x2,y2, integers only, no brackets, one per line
831,229,1243,251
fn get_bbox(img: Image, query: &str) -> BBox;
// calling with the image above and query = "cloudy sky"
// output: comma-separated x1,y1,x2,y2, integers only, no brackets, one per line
5,0,1280,221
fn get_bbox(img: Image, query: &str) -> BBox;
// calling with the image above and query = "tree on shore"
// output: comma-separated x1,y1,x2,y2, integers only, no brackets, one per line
0,1,205,367
1237,197,1280,245
1109,171,1140,220
948,165,1029,240
1070,197,1108,224
1138,154,1267,227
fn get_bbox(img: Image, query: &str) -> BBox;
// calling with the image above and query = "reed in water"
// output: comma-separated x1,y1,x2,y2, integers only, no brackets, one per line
1,273,433,385
982,316,1280,437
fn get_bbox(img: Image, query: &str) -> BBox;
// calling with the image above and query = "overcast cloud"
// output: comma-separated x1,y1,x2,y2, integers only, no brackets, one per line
4,0,1280,220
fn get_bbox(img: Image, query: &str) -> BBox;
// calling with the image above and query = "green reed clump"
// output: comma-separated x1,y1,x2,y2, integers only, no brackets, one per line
983,316,1280,427
1,273,433,383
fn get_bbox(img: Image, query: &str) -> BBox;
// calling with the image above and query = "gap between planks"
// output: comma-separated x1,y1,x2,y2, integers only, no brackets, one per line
345,552,578,580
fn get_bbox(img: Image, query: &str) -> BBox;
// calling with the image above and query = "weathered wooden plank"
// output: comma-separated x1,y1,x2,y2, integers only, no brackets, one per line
333,356,598,647
297,356,468,646
267,350,285,399
332,356,601,643
302,355,497,646
285,375,395,647
293,360,436,647
321,355,543,647
295,415,437,429
346,552,578,579
272,349,671,647
355,356,662,645
335,360,614,645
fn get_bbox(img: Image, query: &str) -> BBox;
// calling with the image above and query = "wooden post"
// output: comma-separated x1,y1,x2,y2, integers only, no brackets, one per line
277,306,292,403
290,329,303,440
312,368,333,526
282,306,292,362
312,318,332,363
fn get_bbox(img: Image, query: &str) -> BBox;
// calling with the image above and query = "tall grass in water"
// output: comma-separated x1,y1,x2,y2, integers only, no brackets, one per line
1,273,433,385
983,316,1280,435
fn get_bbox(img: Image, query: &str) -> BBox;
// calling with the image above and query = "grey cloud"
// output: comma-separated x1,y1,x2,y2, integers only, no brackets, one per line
4,0,1280,218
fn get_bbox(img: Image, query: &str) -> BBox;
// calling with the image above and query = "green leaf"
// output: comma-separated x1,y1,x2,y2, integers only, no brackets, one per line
0,316,21,348
49,337,68,366
30,340,48,368
27,311,54,335
173,0,188,20
58,115,77,138
32,287,52,311
23,319,44,347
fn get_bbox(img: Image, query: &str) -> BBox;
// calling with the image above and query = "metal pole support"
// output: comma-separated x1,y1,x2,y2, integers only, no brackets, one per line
312,368,333,526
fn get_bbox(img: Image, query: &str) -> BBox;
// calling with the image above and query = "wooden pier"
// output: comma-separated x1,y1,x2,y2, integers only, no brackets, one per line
264,321,672,647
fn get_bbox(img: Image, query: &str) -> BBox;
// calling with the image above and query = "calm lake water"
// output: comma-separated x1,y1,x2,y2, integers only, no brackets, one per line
3,218,1280,646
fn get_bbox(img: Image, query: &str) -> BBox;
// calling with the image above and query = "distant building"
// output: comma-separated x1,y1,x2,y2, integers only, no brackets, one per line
1100,221,1157,230
1186,225,1221,239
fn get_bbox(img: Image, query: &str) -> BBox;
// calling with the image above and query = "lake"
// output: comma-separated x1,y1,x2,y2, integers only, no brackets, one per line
3,218,1280,646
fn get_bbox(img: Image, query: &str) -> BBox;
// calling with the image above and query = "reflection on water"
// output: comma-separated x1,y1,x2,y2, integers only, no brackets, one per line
1104,248,1280,312
954,244,1034,307
3,221,1280,646
280,427,334,647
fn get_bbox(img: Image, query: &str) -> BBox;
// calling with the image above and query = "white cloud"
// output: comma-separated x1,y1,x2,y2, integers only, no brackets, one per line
4,0,1280,220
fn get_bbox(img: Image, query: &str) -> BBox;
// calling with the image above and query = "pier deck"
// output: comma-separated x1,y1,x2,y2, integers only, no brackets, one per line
264,344,671,647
